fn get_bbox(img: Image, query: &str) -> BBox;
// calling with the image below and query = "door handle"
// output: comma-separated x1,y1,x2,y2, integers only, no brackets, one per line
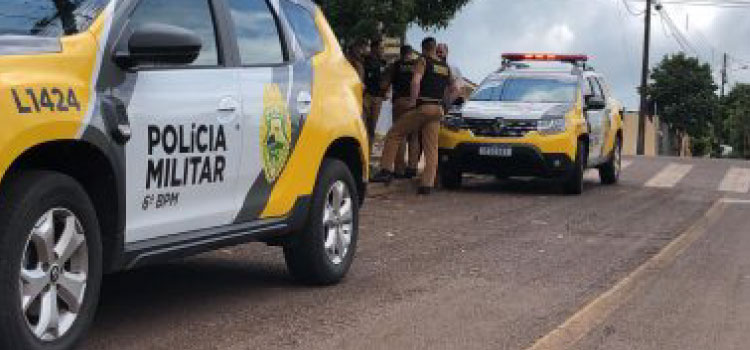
217,97,239,112
297,91,312,115
217,96,239,123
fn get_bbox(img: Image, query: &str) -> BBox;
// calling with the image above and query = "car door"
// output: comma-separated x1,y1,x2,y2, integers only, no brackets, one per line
585,77,607,165
225,0,318,223
595,77,615,157
121,0,244,243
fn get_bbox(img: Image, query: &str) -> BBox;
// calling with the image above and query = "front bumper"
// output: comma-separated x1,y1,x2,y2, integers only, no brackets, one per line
439,143,574,178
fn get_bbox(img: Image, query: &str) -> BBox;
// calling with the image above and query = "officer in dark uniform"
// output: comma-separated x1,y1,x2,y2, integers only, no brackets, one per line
383,45,420,179
372,37,458,195
363,39,387,148
346,39,367,81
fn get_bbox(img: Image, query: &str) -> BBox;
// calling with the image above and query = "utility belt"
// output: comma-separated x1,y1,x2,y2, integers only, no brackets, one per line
416,98,443,106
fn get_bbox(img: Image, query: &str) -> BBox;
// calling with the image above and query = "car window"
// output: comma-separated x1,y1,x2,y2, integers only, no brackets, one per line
0,0,111,37
504,78,578,103
587,77,603,98
280,0,324,57
474,78,578,103
583,77,593,97
595,78,608,99
470,82,503,101
129,0,219,66
226,0,285,66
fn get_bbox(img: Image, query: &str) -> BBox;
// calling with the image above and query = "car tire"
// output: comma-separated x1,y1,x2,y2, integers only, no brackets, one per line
284,159,359,285
0,171,102,350
599,136,622,185
440,164,463,189
562,140,586,195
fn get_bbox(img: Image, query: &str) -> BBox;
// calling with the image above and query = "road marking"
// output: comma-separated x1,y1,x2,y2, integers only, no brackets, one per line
721,198,750,205
524,199,727,350
583,169,599,181
622,160,633,170
645,163,693,188
718,167,750,193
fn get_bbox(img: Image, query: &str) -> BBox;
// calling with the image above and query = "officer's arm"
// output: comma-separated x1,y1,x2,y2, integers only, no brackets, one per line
410,58,426,107
445,71,461,106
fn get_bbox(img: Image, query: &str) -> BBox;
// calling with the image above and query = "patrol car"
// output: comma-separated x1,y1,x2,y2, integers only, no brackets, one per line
0,1,368,349
440,54,624,194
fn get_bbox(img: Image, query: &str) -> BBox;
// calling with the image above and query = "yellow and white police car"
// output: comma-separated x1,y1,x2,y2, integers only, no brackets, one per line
0,1,367,349
440,54,624,194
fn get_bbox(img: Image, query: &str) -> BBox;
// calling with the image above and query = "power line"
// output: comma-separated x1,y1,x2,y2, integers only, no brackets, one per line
622,0,647,15
629,0,750,8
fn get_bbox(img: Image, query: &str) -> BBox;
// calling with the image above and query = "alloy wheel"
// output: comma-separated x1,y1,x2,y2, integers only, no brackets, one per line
19,208,88,342
322,181,354,265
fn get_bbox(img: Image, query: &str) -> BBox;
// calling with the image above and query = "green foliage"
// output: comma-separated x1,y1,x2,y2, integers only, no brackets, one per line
312,0,471,44
725,84,750,158
645,53,719,156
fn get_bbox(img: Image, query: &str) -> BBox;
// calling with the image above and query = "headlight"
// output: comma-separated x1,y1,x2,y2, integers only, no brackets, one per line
537,117,566,134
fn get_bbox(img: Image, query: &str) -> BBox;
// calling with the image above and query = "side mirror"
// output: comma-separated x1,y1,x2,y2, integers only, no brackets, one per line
114,23,202,69
585,95,606,111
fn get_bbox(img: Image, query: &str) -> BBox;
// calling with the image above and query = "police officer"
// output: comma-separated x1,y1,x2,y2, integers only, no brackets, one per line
383,45,421,179
437,43,464,108
372,37,458,195
346,39,367,81
363,39,387,148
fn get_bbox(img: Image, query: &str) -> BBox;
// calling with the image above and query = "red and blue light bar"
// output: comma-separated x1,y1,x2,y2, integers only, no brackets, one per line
502,53,589,63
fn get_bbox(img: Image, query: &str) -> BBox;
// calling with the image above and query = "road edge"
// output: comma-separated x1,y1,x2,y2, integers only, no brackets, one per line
524,198,728,350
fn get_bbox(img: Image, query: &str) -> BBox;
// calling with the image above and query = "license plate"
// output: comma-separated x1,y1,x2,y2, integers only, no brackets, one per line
479,145,512,157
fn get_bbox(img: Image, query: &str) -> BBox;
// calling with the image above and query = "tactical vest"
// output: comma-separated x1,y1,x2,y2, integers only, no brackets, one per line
391,58,416,100
419,56,452,104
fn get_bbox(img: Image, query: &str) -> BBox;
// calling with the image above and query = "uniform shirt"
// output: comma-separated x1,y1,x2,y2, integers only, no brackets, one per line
390,58,417,101
364,55,387,97
419,56,452,103
445,64,463,106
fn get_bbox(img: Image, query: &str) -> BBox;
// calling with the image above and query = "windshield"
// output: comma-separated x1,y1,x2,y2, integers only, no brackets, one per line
471,77,579,103
0,0,110,37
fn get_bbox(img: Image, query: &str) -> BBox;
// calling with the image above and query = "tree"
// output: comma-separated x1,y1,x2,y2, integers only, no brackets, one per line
312,0,472,45
645,53,719,156
725,84,750,158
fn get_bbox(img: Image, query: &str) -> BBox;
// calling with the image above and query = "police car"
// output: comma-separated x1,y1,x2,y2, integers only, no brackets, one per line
439,54,624,194
0,1,367,349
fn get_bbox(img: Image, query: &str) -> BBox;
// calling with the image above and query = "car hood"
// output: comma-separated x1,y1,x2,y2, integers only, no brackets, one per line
0,35,62,56
461,101,573,120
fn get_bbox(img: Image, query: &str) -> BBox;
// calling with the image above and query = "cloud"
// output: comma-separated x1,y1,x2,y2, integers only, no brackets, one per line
407,0,750,109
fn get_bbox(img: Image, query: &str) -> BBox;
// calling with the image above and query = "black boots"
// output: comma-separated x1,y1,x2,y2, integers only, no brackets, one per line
404,168,418,179
371,169,394,185
417,186,432,195
394,168,418,179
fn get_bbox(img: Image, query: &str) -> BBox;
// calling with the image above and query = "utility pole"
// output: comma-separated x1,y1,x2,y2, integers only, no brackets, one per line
637,0,653,156
716,53,729,155
721,53,728,98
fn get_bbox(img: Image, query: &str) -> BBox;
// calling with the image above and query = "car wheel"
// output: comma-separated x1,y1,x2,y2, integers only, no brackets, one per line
440,164,462,189
562,140,586,195
599,137,622,185
284,159,359,285
0,171,102,350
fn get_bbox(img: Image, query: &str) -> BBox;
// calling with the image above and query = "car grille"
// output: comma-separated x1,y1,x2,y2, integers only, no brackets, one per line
463,118,538,138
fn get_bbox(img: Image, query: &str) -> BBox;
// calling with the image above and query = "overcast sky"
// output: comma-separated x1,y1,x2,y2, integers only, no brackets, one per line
406,0,750,110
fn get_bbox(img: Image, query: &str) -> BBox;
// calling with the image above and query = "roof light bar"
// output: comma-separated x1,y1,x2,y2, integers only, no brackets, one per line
502,53,589,63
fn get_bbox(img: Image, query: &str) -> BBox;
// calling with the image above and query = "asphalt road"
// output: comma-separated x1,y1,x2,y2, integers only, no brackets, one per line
82,156,750,350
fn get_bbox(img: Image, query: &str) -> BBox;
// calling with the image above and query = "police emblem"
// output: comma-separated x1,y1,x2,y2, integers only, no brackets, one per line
260,84,292,182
